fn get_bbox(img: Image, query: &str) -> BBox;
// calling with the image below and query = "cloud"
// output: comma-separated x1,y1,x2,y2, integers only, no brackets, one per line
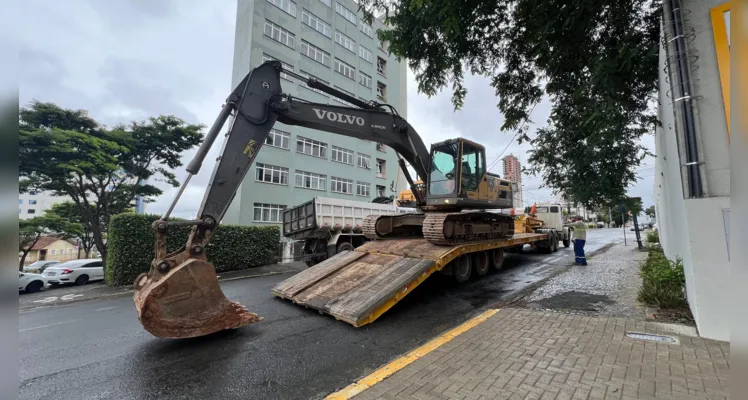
18,0,656,220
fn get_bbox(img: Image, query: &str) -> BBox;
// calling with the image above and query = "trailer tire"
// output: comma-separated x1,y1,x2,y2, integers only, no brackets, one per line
452,255,472,283
552,234,559,252
489,248,505,270
473,251,490,277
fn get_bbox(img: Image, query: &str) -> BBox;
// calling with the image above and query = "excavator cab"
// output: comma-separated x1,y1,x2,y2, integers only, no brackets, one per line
426,138,513,210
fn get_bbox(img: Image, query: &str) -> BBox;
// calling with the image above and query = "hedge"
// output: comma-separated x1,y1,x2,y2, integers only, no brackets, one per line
105,213,280,286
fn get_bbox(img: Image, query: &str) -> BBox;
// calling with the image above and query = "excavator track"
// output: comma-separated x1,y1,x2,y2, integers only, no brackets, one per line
423,212,515,245
362,213,425,240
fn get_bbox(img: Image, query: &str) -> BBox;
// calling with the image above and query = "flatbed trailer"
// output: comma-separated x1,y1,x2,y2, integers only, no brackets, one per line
271,232,550,327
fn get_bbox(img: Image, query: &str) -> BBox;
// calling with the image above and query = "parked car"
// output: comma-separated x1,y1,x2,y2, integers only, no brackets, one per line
652,223,658,232
42,258,104,286
22,260,61,273
19,271,47,293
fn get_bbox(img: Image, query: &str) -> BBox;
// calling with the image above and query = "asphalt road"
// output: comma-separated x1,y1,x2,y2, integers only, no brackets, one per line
19,229,626,400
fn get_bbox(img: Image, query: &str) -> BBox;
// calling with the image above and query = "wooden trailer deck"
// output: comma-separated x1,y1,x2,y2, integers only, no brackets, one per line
271,233,547,327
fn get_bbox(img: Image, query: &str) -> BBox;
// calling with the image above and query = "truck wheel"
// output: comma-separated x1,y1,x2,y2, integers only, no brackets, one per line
473,251,489,277
305,259,318,268
490,248,505,270
563,237,570,248
337,242,354,253
452,255,472,283
552,235,559,252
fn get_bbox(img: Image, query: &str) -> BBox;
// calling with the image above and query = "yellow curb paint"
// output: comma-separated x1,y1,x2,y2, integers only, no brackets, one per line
325,309,501,400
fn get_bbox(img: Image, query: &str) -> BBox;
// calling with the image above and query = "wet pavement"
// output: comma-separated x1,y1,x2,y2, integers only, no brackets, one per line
19,229,623,400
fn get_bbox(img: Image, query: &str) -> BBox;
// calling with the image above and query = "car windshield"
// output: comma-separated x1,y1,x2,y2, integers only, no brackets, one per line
27,261,48,268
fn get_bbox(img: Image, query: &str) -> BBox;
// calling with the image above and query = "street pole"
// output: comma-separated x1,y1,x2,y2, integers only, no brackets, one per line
622,212,627,246
608,207,612,228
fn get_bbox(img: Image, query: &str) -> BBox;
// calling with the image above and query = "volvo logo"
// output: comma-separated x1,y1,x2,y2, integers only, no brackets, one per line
313,108,365,126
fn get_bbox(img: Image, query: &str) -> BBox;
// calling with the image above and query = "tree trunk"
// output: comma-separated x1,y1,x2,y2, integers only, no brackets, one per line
19,250,30,270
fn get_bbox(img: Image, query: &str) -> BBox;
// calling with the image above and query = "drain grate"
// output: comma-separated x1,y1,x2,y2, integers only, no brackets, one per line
626,332,678,343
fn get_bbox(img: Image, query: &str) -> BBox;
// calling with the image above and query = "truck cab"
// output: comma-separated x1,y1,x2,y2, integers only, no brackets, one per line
532,204,565,230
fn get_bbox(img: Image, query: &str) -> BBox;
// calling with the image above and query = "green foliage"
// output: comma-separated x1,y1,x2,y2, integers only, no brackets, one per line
638,248,687,309
357,0,660,207
48,201,96,256
105,214,280,286
18,213,81,269
646,230,659,245
19,101,204,265
645,205,656,219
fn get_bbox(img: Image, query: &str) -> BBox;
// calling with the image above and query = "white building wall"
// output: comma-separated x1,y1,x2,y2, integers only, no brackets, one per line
655,0,730,341
18,191,71,220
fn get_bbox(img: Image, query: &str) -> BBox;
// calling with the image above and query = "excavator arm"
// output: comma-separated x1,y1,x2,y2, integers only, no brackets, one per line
133,60,431,338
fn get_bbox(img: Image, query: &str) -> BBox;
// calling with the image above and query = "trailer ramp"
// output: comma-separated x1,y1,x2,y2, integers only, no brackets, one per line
271,234,544,327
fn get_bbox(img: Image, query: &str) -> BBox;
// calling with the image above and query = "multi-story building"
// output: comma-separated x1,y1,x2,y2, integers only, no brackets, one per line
653,0,730,341
502,154,522,208
224,0,409,227
18,191,69,220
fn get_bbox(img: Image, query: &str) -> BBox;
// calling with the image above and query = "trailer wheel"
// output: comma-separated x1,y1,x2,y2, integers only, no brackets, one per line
452,255,472,283
473,251,490,277
552,234,559,252
489,248,504,270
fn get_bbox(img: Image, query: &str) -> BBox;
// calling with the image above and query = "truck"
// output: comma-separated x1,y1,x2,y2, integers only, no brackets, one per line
131,60,564,338
505,204,573,253
282,196,415,267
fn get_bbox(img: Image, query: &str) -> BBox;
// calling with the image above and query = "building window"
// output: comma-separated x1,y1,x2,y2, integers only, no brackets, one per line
331,145,354,165
335,2,357,25
18,199,22,204
331,177,354,194
256,163,289,185
253,203,286,223
50,249,56,255
357,152,371,169
302,9,331,38
299,71,330,98
376,158,386,178
332,86,356,107
27,209,36,214
296,136,328,158
28,199,37,204
334,31,356,53
295,170,327,191
376,57,386,76
356,181,370,197
377,81,387,101
358,46,373,64
264,20,295,49
376,185,386,197
358,71,372,89
262,54,294,82
334,58,355,80
376,143,386,152
265,128,291,150
301,40,331,67
319,0,331,6
267,0,297,17
360,22,374,38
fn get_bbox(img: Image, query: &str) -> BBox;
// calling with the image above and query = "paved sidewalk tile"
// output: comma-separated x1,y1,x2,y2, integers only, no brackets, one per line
352,308,730,400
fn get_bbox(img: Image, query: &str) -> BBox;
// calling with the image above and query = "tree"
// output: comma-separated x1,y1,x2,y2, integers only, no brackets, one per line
19,101,204,269
609,196,643,226
358,0,660,207
645,205,656,219
18,214,80,269
49,201,97,258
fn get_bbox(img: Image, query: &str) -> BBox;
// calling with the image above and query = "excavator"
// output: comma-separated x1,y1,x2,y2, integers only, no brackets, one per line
133,60,515,339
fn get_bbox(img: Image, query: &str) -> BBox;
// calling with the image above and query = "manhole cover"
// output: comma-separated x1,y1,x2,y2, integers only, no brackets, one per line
626,332,678,343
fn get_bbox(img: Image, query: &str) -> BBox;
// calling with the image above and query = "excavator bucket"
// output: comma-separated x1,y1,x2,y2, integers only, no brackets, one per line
133,258,262,339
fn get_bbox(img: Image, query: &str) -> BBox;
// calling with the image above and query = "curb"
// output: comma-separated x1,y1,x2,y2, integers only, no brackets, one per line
19,269,298,311
490,241,621,310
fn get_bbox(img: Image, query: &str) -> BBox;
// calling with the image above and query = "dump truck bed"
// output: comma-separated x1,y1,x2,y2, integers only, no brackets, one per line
271,233,547,327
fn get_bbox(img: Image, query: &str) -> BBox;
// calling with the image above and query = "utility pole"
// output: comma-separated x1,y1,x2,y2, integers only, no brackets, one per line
608,207,612,228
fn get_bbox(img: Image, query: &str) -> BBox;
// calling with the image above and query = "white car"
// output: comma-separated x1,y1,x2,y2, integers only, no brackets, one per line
19,271,47,293
42,259,104,286
23,260,61,273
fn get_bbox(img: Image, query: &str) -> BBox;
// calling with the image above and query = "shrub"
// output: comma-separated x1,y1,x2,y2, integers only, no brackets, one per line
646,230,659,244
637,248,687,309
105,213,280,286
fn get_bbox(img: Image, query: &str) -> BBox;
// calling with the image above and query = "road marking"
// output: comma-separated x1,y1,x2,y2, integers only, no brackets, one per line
32,294,84,304
325,309,501,400
20,319,82,332
95,306,118,312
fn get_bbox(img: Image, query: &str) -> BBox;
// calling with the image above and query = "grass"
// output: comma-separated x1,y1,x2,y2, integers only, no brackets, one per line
637,247,688,309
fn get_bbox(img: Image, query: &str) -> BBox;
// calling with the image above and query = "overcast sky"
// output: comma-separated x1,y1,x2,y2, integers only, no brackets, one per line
19,0,656,218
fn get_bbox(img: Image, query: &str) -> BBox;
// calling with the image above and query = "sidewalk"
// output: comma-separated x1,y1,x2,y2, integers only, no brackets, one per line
349,308,730,400
338,242,729,400
19,261,306,310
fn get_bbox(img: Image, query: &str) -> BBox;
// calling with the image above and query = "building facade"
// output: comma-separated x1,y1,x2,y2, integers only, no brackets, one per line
654,0,730,341
502,154,522,208
223,0,409,227
18,191,69,220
